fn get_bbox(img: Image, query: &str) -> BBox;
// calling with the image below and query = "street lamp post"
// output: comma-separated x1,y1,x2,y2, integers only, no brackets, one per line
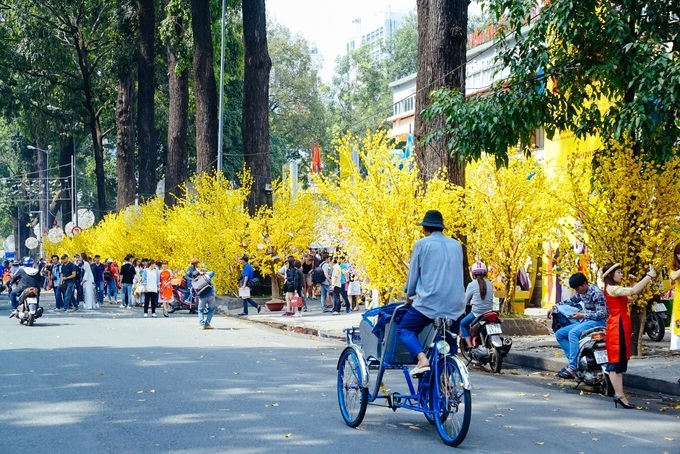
45,104,78,229
27,144,51,251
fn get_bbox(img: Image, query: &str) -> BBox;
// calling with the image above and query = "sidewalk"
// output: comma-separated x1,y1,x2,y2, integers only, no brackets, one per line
220,299,680,397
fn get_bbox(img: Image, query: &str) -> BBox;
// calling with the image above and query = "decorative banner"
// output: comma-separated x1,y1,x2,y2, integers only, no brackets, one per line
311,143,322,174
25,237,39,250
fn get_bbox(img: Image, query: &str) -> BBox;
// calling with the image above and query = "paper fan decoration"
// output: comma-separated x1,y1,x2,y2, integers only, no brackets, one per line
25,237,40,250
77,209,95,229
48,227,65,243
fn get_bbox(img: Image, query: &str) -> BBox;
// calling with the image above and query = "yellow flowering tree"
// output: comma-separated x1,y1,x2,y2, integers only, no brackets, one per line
555,142,680,353
463,155,566,312
313,130,464,303
246,180,320,297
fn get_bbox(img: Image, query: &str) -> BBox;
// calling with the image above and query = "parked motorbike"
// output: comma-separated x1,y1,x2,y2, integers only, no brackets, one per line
168,277,198,314
459,310,513,373
571,326,614,396
645,298,668,342
10,288,43,326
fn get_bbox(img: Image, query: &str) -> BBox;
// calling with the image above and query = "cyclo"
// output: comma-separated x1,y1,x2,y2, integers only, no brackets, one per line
337,303,472,447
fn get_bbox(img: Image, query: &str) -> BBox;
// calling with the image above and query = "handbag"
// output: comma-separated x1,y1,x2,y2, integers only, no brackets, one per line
238,286,251,298
290,292,302,308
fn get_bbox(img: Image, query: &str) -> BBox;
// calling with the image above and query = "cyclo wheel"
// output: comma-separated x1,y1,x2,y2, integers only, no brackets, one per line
431,357,471,447
337,348,368,428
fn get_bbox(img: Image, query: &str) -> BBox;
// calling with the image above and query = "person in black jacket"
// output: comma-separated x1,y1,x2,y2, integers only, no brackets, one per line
9,262,42,311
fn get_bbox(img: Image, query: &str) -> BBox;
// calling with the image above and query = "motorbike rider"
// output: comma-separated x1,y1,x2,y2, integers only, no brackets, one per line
549,272,608,379
9,257,42,315
460,262,494,351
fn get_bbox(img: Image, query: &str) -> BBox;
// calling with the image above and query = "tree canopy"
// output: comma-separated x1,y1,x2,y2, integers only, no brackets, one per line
423,0,680,166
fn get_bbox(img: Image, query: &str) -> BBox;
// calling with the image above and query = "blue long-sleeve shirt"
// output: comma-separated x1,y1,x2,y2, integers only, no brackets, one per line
558,284,608,321
404,231,466,320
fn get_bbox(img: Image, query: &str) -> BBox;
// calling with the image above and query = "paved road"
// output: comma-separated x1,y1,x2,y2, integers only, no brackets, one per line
0,306,678,453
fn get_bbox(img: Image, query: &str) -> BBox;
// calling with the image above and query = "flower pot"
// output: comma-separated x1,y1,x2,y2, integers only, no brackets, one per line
265,301,285,312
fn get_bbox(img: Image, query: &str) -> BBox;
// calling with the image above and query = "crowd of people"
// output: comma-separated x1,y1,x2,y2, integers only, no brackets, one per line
261,247,367,317
2,254,217,329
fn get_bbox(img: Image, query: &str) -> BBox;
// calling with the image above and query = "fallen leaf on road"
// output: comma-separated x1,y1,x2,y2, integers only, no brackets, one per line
284,433,292,438
234,372,240,375
543,394,550,398
137,390,143,394
534,441,544,445
503,425,512,429
664,437,674,441
517,393,527,397
495,414,505,417
591,438,598,441
97,372,104,376
137,399,145,402
272,403,279,407
511,371,520,375
149,389,155,393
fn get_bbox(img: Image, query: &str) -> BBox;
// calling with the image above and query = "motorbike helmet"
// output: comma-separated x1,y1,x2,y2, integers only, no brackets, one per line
22,257,34,267
471,261,487,276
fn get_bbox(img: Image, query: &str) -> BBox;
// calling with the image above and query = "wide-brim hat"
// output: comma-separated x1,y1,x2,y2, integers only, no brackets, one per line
601,263,621,279
417,210,447,230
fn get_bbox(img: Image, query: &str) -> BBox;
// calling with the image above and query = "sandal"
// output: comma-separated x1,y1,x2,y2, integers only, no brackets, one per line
557,367,576,379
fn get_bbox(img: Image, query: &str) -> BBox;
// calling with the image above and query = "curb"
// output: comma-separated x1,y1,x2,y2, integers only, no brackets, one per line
505,352,680,397
220,308,680,397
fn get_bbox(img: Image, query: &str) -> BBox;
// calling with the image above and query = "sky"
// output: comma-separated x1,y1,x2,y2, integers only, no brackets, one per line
265,0,417,82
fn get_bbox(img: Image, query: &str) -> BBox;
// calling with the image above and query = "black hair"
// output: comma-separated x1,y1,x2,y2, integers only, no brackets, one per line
568,272,588,289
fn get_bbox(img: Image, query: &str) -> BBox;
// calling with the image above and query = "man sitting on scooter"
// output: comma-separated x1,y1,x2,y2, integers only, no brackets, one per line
9,258,42,315
550,272,608,379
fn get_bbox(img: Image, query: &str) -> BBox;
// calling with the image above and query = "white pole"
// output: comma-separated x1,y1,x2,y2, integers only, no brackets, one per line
217,0,226,173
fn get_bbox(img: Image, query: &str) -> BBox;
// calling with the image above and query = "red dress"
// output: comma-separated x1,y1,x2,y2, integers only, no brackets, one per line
604,286,632,370
159,269,173,302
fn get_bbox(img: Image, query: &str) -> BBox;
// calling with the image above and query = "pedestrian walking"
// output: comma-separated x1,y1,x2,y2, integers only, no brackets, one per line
195,269,216,329
141,260,160,317
92,255,106,306
80,252,96,310
59,254,79,311
159,261,173,317
238,255,261,316
119,255,136,308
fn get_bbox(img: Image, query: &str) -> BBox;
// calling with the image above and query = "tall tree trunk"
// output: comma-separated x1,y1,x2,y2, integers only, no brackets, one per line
164,2,189,207
116,70,137,209
190,0,218,174
414,0,468,187
137,0,157,201
242,0,272,213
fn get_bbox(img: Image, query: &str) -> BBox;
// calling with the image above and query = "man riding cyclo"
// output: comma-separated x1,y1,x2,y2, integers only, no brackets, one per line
398,210,466,376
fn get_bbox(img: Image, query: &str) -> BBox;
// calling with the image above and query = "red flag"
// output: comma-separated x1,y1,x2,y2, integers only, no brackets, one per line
311,143,322,174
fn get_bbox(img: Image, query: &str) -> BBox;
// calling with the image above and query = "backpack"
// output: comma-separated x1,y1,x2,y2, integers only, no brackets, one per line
311,266,326,285
191,273,213,296
284,267,296,292
103,269,112,281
